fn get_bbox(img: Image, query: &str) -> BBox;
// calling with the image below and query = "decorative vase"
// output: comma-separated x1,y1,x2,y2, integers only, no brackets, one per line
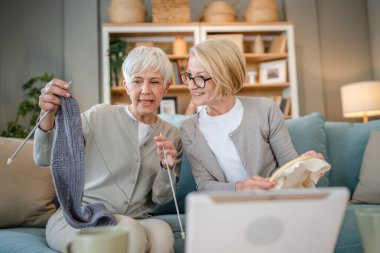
202,1,236,22
108,0,146,23
253,35,265,53
172,36,188,55
245,0,280,22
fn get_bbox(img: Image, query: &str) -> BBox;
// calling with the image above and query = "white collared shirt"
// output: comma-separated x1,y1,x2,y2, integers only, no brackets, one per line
198,98,248,183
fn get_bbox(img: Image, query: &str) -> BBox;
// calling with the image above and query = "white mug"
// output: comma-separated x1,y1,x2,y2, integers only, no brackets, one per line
65,226,129,253
355,208,380,253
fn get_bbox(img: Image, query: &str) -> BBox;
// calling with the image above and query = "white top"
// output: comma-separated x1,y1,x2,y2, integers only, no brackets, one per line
125,106,150,146
198,98,248,183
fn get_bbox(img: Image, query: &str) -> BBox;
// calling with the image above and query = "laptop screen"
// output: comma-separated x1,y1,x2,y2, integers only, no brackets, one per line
185,188,349,253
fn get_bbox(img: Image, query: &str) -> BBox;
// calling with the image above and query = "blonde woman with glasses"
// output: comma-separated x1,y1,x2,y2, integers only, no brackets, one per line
180,38,323,192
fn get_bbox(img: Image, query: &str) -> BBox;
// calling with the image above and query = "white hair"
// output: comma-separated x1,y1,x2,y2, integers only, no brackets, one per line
122,46,172,86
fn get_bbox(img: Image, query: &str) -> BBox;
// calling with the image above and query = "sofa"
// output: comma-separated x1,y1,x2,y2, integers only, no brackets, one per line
1,112,380,253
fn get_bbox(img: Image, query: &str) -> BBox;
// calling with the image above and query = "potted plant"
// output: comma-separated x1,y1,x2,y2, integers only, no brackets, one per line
109,38,128,87
1,73,54,138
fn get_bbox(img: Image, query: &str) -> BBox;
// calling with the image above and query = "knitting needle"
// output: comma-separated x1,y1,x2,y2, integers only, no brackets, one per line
7,80,72,165
160,133,186,239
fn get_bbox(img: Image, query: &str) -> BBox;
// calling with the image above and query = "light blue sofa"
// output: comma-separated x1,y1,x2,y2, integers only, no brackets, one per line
1,112,379,253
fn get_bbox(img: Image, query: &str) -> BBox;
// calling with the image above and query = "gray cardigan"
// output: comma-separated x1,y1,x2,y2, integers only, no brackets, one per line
180,96,298,191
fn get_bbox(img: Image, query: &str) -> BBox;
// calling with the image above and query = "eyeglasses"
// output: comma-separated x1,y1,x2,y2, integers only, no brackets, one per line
180,72,212,88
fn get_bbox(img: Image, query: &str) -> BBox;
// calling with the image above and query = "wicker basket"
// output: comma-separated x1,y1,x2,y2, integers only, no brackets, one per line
152,0,191,23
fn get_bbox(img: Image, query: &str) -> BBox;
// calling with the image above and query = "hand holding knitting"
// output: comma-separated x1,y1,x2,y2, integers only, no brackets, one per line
38,79,71,131
154,135,178,169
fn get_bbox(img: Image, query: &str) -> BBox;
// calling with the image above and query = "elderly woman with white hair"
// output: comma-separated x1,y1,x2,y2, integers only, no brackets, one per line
34,46,182,253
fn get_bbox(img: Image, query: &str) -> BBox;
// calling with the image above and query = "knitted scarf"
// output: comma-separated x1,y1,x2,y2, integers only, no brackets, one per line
51,96,116,229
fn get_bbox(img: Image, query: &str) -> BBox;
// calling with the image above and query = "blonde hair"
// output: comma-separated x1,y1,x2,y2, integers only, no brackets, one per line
122,46,172,86
189,38,246,98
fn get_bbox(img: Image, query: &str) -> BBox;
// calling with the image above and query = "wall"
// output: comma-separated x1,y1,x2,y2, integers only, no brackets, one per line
285,0,373,120
284,0,325,117
63,0,99,111
367,0,380,80
318,0,372,121
0,0,64,132
0,0,99,133
1,0,380,133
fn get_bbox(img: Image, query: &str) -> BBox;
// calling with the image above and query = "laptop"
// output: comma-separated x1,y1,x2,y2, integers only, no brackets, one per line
185,188,349,253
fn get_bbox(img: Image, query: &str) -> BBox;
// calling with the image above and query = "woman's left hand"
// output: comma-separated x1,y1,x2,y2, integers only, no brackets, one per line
302,150,325,160
154,135,178,169
302,150,326,179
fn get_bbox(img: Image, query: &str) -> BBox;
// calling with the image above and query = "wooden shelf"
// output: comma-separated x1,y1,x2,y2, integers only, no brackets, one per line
168,53,288,62
168,84,188,90
241,82,289,89
112,83,289,95
111,86,125,95
111,85,188,95
102,22,299,116
168,54,189,60
245,53,288,62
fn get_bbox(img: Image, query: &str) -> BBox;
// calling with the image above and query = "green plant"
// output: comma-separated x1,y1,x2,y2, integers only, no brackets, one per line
109,38,128,87
1,73,54,138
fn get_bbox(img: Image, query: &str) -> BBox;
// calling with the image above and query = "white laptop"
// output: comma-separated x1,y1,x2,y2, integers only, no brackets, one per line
185,188,349,253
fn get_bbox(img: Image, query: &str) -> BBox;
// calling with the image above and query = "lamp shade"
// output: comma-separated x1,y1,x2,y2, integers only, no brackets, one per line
341,81,380,120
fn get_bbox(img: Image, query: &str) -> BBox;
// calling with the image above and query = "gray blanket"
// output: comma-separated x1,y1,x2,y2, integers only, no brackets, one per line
51,96,116,229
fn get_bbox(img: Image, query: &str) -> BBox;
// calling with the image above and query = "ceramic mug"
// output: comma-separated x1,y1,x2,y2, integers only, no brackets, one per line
355,208,380,253
65,226,129,253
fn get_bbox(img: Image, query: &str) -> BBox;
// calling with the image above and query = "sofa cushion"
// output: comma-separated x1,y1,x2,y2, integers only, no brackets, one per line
154,151,196,215
324,120,380,193
155,114,196,215
285,112,329,186
351,130,380,204
0,137,57,228
158,114,190,128
0,227,57,253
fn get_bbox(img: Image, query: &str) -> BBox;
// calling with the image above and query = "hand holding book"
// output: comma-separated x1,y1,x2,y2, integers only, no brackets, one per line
270,155,331,190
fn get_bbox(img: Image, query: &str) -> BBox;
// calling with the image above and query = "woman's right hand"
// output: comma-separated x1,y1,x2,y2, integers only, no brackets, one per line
38,79,71,131
235,175,276,191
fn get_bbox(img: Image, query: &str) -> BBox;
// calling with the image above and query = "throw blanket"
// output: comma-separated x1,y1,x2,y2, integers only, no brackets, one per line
51,96,116,229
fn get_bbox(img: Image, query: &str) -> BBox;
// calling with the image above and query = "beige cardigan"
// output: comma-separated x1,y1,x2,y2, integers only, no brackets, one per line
34,104,182,218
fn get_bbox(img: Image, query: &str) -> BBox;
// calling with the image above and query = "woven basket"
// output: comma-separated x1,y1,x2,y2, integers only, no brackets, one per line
152,0,191,23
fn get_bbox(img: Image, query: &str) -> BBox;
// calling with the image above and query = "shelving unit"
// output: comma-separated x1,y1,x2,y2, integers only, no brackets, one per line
101,22,299,118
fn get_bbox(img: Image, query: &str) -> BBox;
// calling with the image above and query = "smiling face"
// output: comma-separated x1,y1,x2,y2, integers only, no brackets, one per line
124,70,169,123
186,56,217,107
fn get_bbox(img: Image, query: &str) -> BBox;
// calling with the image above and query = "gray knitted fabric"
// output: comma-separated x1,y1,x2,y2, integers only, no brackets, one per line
51,96,116,229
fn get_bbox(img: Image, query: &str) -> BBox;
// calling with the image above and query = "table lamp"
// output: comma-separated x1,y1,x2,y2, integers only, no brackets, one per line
341,81,380,122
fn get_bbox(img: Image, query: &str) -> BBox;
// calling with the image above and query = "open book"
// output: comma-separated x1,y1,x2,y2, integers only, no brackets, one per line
270,156,331,189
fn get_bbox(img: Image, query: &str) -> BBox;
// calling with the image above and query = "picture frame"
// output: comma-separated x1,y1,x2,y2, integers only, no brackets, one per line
259,60,287,84
159,97,177,115
269,35,287,54
279,97,291,117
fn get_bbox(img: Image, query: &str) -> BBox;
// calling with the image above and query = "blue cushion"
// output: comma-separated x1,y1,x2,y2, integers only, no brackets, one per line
324,120,380,193
285,112,329,186
158,114,191,128
154,151,196,215
155,114,196,215
0,227,57,253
